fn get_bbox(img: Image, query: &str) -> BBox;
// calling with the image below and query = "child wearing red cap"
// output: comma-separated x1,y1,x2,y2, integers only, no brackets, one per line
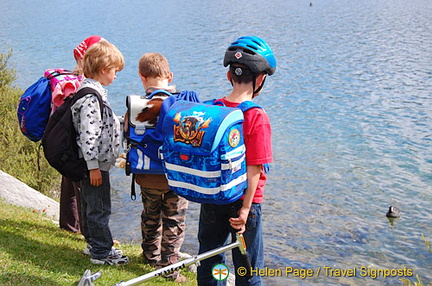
74,35,103,60
72,40,129,266
73,35,105,75
59,36,105,235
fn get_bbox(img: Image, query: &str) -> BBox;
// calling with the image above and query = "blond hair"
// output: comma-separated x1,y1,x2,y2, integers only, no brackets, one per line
83,41,124,79
138,52,171,79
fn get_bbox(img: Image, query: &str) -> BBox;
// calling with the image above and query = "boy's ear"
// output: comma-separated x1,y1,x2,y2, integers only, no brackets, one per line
256,73,267,86
168,72,173,83
139,73,147,85
226,70,234,87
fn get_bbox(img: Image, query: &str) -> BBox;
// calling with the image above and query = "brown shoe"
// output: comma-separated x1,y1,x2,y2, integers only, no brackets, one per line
142,256,158,267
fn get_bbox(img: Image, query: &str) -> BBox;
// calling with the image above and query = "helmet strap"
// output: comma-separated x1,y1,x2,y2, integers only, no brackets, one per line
252,75,256,98
253,76,266,98
229,78,234,87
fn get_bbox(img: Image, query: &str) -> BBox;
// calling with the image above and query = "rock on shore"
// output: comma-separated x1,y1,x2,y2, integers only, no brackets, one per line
0,170,59,220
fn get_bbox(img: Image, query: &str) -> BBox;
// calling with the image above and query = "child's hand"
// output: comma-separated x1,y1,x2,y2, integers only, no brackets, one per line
115,153,126,169
229,207,249,234
89,169,102,186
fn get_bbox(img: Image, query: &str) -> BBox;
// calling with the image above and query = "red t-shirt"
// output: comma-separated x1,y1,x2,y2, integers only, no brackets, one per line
218,98,273,203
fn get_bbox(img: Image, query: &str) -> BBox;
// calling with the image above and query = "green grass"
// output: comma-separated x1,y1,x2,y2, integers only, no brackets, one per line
0,199,197,286
0,49,62,200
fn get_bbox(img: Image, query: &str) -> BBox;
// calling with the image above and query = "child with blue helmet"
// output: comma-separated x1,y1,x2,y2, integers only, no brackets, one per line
197,36,276,286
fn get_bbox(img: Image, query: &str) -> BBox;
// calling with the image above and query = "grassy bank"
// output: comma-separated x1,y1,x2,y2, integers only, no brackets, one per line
0,50,62,199
0,199,196,285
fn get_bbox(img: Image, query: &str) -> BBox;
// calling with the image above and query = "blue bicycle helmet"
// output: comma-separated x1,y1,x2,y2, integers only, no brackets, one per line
223,36,276,75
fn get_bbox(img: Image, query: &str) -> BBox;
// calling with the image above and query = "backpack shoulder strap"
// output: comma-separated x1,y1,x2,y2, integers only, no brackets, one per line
236,100,262,112
204,98,217,105
73,87,104,117
205,98,262,112
237,100,270,173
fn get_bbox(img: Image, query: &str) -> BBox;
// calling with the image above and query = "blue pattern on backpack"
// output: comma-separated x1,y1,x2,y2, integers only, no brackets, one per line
17,77,52,142
161,100,262,204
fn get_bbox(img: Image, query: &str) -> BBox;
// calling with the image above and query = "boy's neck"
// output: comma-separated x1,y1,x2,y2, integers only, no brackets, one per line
142,76,175,94
146,85,176,94
226,84,255,103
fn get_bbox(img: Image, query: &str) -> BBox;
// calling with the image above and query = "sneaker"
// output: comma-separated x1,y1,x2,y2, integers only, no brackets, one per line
90,255,130,266
83,245,91,255
83,245,123,257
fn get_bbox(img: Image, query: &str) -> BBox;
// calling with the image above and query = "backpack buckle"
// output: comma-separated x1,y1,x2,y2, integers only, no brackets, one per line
135,124,146,135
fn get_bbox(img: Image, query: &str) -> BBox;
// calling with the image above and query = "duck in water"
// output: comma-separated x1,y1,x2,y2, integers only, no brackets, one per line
386,206,401,218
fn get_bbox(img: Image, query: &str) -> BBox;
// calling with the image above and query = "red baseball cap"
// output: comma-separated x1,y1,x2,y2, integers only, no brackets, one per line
73,35,103,61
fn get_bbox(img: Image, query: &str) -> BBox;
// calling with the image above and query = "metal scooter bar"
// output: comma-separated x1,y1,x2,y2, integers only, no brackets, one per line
113,233,247,286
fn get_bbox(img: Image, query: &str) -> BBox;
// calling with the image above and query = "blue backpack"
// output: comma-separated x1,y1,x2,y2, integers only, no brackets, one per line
17,70,77,142
160,100,261,205
124,89,200,199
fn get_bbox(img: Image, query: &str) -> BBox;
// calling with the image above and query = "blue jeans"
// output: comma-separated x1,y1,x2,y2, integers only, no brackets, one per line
197,200,264,286
80,170,114,259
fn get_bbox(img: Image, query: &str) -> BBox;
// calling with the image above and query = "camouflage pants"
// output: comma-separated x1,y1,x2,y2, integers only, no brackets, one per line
140,187,188,267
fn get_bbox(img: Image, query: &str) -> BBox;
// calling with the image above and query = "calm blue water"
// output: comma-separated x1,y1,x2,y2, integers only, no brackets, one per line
2,0,431,285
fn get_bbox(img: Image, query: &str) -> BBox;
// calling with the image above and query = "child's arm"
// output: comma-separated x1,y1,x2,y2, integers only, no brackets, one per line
229,164,261,233
76,94,103,184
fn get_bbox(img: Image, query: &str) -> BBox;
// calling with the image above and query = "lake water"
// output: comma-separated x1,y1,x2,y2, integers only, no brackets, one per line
1,0,432,285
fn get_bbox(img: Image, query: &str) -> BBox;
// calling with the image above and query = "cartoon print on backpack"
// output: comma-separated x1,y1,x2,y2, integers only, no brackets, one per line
173,112,211,146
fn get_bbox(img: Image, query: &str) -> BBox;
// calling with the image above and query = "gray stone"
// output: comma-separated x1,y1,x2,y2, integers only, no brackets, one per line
0,170,59,221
